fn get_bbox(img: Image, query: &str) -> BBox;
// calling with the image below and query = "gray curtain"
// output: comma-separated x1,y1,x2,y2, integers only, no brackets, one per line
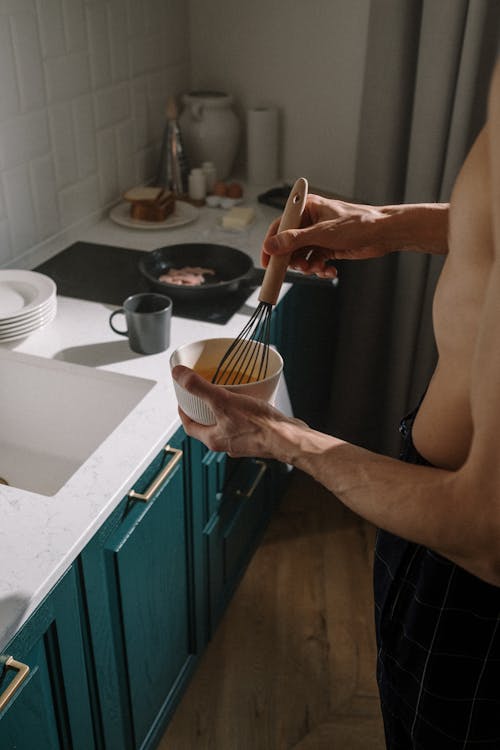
327,0,500,457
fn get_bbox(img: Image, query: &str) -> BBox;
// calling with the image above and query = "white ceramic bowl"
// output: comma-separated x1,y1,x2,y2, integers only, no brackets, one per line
170,337,283,425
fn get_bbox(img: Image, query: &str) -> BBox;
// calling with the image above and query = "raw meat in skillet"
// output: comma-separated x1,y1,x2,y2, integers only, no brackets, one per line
159,266,216,286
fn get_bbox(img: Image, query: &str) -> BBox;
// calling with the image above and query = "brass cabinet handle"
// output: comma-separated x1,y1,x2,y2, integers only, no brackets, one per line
0,656,30,711
128,445,183,502
235,460,267,499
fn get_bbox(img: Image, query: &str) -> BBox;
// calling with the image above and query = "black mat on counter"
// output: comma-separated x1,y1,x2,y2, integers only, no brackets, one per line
35,241,260,325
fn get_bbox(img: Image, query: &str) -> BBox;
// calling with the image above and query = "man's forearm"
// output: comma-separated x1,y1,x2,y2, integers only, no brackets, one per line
270,419,500,585
380,203,449,255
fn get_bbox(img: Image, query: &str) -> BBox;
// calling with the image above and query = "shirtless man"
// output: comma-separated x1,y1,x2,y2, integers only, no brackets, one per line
173,61,500,748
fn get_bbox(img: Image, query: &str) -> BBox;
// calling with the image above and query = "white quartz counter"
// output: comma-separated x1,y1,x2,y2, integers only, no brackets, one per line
0,192,284,650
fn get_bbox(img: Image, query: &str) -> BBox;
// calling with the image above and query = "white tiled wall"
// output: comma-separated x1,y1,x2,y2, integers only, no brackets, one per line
0,0,190,266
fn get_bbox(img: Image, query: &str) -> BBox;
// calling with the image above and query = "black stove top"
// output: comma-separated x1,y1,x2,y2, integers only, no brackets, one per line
35,241,261,325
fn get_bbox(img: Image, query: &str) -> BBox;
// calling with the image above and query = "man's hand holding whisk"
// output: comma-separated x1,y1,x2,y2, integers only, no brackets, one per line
261,194,449,277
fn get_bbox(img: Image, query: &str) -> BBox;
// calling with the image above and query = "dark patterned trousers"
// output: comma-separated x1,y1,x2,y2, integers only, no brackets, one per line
374,405,500,749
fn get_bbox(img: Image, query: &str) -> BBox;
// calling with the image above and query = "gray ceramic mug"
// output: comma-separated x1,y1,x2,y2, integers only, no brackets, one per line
109,293,172,354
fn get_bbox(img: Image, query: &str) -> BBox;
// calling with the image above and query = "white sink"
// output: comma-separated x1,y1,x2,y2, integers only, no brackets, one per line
0,350,155,496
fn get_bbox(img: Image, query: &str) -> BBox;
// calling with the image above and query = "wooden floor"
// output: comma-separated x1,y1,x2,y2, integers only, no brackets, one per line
159,470,386,750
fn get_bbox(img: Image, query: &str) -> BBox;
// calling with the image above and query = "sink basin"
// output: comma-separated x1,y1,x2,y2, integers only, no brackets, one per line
0,350,155,496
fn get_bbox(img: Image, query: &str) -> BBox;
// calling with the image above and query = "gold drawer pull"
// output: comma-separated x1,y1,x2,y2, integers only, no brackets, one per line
129,445,183,502
0,656,30,711
235,460,267,500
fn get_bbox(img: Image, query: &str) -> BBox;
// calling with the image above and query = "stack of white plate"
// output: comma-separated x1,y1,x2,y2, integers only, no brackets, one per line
0,269,57,343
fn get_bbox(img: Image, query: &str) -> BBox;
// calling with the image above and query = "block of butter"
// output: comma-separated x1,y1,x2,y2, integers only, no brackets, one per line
222,206,255,230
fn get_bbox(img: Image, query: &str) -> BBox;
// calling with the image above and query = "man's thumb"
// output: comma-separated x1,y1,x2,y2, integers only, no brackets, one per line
264,227,306,255
172,365,214,399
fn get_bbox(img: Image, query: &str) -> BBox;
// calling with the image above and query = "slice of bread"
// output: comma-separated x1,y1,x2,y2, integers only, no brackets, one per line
123,186,164,203
123,185,175,222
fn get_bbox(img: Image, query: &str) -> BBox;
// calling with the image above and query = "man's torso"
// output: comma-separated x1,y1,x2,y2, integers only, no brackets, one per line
412,125,494,470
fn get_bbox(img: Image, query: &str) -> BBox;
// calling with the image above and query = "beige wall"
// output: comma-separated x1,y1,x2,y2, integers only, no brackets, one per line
187,0,371,196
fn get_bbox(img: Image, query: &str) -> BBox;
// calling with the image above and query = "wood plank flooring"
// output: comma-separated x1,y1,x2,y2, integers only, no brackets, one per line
159,470,386,749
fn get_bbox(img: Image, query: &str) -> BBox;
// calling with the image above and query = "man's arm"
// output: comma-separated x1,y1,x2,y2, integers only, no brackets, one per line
260,197,449,276
377,202,449,255
175,344,498,585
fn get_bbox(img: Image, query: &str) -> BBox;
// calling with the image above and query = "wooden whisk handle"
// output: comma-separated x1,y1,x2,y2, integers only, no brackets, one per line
259,177,308,306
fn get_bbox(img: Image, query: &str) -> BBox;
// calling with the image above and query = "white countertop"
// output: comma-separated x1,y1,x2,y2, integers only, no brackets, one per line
0,192,284,651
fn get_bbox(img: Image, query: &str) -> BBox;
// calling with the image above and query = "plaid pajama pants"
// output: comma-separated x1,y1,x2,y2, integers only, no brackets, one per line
374,405,500,749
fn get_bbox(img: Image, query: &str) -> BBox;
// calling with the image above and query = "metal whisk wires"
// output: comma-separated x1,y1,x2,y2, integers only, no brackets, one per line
211,302,272,385
211,177,309,386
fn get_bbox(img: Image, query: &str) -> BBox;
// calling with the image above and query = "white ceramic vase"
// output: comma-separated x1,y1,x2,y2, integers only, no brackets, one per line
179,91,240,181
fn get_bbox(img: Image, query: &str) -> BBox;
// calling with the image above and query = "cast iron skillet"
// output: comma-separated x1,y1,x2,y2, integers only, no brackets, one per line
138,243,255,301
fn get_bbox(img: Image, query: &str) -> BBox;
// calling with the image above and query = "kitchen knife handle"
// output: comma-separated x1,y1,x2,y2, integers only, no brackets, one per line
258,177,308,306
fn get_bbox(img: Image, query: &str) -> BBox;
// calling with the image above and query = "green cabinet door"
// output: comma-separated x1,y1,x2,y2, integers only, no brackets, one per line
203,455,277,633
181,433,212,650
0,566,95,750
271,283,337,430
80,438,197,750
108,451,191,746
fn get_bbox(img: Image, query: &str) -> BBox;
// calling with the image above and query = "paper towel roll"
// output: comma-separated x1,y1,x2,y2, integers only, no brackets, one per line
247,107,279,185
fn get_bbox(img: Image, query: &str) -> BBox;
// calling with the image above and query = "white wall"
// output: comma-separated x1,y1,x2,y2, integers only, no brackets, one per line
0,0,190,267
187,0,371,195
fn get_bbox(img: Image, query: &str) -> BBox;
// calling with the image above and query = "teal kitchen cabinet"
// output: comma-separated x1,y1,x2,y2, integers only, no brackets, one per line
0,442,283,750
200,450,284,634
0,566,95,750
79,431,197,750
271,283,337,430
78,432,284,749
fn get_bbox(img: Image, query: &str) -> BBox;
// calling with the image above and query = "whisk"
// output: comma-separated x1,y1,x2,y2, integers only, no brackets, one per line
212,177,308,385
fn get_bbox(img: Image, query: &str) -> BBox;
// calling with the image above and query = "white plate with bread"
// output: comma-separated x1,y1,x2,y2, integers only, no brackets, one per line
109,186,199,230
